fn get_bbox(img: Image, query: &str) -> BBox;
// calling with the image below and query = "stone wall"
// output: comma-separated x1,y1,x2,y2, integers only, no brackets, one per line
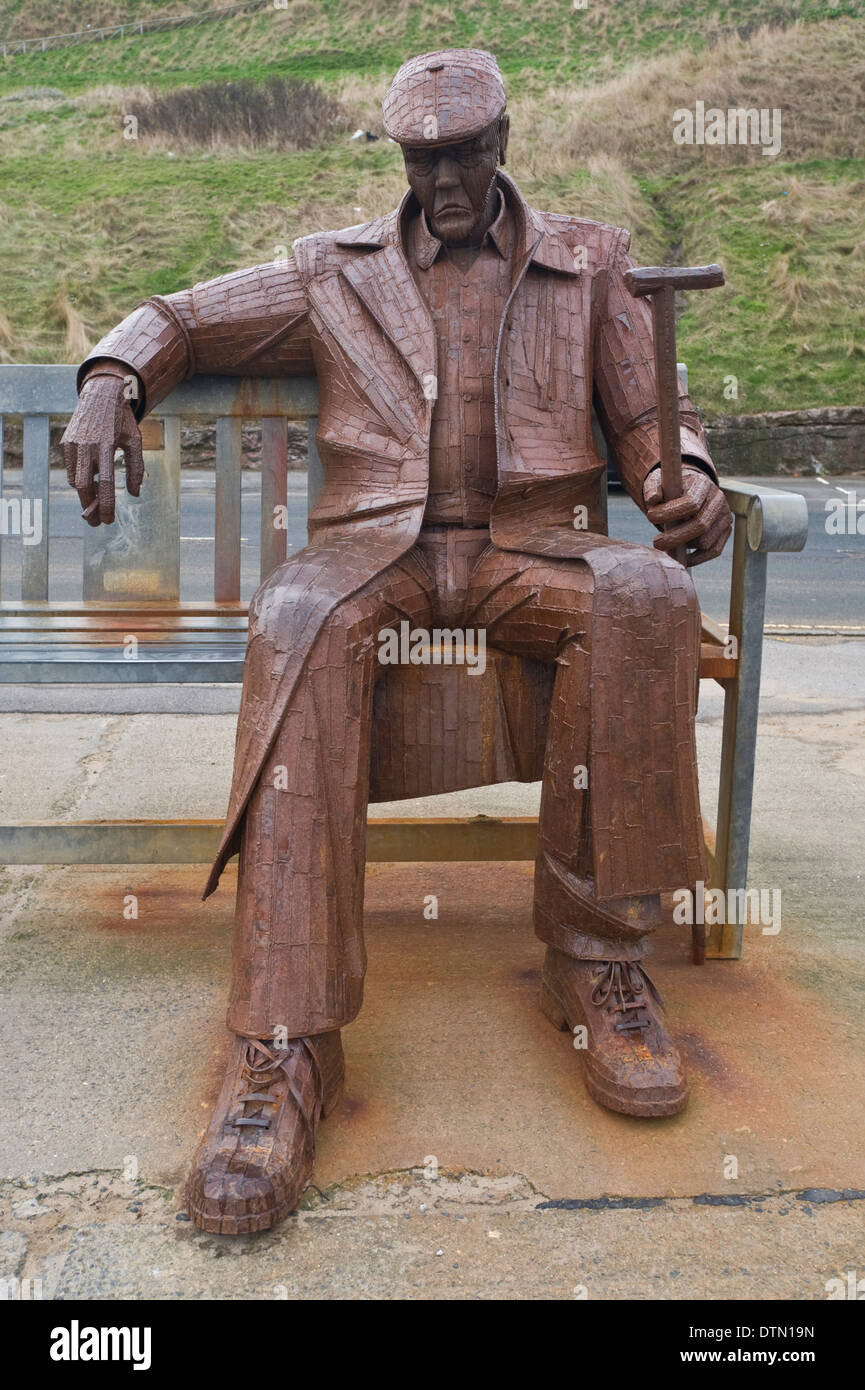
1,420,309,471
3,409,863,478
705,407,865,477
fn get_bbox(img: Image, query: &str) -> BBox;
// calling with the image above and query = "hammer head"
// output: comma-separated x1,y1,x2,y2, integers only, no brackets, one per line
623,264,725,297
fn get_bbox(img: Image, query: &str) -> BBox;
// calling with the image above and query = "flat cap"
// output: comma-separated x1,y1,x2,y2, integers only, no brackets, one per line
382,49,506,147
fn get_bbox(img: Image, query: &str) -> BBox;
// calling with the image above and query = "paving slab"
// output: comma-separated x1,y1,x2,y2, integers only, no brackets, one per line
2,1172,861,1301
0,637,862,1298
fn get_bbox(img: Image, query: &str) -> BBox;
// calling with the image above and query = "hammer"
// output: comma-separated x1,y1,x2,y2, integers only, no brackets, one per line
623,264,725,565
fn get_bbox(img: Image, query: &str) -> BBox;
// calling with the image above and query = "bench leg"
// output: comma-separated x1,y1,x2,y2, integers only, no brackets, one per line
708,518,768,959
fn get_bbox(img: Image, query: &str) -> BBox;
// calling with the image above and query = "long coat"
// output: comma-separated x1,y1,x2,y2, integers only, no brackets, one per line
81,172,715,900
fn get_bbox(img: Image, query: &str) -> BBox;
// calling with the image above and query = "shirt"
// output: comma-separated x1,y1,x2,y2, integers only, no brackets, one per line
406,188,514,526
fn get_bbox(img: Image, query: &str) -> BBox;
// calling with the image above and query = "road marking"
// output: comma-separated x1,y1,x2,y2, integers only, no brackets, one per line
765,625,865,636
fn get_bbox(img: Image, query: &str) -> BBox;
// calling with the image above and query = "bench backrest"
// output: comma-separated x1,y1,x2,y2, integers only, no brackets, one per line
0,365,321,604
0,364,621,606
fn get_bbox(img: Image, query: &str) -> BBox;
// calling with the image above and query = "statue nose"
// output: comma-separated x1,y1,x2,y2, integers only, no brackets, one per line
434,157,461,186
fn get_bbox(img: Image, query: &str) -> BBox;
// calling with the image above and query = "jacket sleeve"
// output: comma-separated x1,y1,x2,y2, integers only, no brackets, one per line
593,227,717,508
77,257,315,418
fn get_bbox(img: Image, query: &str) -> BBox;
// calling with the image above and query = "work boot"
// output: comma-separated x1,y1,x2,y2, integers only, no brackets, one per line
539,948,688,1117
185,1030,344,1234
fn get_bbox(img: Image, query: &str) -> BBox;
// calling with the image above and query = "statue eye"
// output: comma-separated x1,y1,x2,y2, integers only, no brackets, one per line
409,157,433,176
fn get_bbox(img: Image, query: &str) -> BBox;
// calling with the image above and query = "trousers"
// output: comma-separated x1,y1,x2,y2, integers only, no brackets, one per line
226,525,706,1038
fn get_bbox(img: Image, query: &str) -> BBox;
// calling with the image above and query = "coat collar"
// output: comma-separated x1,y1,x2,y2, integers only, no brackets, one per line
409,186,511,269
335,171,581,277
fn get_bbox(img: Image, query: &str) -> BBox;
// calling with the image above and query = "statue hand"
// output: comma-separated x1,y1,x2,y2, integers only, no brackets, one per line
60,371,144,526
643,464,732,567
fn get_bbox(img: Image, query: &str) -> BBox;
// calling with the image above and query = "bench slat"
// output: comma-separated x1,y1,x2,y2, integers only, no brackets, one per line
214,417,242,602
0,615,248,632
0,648,245,683
0,816,541,864
0,411,4,597
0,601,249,614
0,365,319,418
21,415,50,601
260,416,288,581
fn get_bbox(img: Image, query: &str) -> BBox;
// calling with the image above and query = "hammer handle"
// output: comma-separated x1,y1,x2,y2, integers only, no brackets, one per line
651,285,686,565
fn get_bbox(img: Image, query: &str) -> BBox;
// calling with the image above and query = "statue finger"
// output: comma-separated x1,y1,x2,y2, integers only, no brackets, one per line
123,424,145,496
76,473,99,526
646,492,700,527
74,441,96,493
653,513,706,550
61,439,77,487
642,470,664,507
97,442,116,525
688,514,732,564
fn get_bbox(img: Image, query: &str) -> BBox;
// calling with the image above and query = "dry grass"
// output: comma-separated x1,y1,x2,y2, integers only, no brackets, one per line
512,19,865,177
666,163,865,411
331,17,865,200
0,301,17,361
1,3,862,410
127,75,349,151
762,175,865,332
1,1,207,41
51,291,92,361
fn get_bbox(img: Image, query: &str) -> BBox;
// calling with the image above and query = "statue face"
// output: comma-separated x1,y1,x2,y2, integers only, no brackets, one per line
401,117,508,245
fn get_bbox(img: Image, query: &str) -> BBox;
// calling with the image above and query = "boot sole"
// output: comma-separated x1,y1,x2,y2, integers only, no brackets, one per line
539,980,689,1119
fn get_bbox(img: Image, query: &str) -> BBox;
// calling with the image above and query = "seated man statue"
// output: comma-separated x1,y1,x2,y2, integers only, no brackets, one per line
61,50,732,1235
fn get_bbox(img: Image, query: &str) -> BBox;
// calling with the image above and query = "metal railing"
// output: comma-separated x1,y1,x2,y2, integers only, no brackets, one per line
0,2,271,59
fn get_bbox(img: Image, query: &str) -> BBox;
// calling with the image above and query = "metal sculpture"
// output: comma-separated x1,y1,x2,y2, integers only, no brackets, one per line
61,49,732,1234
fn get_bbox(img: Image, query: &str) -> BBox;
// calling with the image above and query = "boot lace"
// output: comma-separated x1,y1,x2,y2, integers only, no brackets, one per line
230,1038,322,1140
591,961,664,1034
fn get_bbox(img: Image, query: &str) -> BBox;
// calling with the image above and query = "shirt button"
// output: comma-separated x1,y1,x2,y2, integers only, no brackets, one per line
463,392,473,402
463,333,471,342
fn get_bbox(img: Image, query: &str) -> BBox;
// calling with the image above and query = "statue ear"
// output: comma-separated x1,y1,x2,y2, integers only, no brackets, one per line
498,113,510,167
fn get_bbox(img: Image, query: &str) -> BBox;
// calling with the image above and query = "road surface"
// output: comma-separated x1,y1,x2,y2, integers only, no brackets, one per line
0,472,862,629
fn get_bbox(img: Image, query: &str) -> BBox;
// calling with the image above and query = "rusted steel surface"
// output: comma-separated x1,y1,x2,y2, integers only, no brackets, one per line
623,265,727,568
20,47,808,1232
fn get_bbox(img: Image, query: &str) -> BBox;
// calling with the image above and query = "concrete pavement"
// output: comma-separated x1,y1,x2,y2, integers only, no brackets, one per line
0,636,863,1299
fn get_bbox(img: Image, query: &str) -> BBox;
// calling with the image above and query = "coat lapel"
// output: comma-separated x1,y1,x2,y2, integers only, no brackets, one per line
304,271,423,446
339,243,436,392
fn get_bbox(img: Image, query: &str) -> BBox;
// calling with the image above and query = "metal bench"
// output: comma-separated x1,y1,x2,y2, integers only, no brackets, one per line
0,364,809,958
